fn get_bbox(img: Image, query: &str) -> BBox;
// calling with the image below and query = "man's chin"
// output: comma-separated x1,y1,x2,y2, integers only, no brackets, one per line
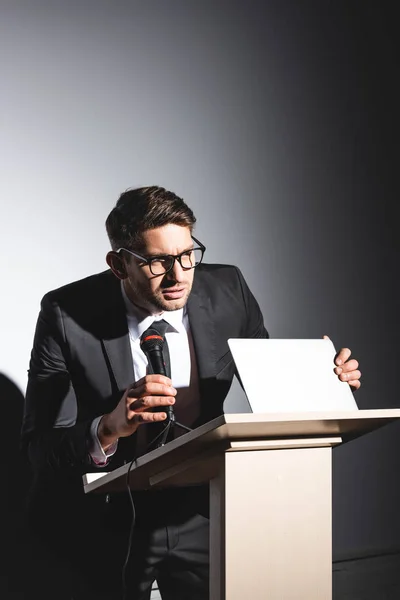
156,290,190,312
158,297,188,312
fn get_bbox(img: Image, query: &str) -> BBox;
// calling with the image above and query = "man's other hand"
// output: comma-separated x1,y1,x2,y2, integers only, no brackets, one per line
323,335,361,390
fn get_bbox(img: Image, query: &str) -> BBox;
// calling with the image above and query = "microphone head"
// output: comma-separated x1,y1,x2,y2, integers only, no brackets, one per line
140,328,164,353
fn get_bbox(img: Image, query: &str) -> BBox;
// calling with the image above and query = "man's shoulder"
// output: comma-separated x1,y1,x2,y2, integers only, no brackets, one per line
193,263,247,295
42,270,116,305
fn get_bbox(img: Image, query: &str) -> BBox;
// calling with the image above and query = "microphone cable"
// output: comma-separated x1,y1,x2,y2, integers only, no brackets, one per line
121,422,170,600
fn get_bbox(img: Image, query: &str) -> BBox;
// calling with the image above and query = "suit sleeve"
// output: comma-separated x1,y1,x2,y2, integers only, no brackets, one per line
22,294,93,474
235,267,269,340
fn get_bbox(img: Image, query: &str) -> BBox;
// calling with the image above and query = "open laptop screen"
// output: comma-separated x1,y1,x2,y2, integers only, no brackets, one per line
227,338,358,413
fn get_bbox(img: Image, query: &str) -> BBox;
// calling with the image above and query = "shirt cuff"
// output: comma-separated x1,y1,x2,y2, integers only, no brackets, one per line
88,416,118,466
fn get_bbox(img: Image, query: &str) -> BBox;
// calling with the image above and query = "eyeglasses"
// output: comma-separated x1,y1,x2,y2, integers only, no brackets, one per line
116,236,206,276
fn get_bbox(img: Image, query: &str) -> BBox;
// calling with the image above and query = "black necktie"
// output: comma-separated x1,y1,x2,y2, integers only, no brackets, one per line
146,319,171,378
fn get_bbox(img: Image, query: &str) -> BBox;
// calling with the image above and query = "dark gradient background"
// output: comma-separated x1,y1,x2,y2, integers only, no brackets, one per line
1,0,398,563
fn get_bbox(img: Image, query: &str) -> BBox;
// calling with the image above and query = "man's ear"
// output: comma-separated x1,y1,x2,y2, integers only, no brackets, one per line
106,251,127,280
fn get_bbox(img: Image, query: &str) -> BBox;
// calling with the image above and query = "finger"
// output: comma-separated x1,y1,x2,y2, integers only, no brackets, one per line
133,374,173,388
128,396,176,413
339,369,361,383
335,359,359,375
323,335,330,340
132,411,169,425
335,347,351,366
127,382,177,399
348,379,361,390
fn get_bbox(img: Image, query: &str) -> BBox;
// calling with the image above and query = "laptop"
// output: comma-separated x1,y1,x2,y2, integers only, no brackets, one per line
227,338,358,413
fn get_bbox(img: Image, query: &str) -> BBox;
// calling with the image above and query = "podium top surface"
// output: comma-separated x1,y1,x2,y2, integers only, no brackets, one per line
83,409,400,494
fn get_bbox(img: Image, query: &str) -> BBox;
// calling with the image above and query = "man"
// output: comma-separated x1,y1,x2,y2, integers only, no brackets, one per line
22,186,361,600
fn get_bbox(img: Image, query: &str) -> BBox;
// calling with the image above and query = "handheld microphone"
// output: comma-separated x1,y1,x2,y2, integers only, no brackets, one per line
140,328,174,422
140,329,167,376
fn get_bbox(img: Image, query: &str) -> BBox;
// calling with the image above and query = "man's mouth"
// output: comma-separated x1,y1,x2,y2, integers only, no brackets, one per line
161,287,186,299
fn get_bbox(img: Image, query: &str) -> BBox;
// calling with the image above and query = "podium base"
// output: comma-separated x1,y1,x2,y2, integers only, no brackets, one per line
210,446,333,600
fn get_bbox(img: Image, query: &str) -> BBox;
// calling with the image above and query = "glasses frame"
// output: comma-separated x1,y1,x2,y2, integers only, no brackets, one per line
116,236,206,276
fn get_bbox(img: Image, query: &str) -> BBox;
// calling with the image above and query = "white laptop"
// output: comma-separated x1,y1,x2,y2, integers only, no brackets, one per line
227,338,358,413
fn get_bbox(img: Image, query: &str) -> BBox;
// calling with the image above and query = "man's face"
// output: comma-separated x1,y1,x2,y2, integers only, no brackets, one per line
120,224,196,314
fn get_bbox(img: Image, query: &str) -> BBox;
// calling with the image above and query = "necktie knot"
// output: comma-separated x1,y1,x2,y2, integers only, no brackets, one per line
150,319,169,337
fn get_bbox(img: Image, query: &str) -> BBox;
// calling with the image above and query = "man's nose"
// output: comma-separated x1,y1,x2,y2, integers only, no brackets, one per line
167,258,185,282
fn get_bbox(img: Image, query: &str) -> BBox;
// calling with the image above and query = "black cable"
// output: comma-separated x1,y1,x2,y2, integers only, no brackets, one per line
120,421,170,600
121,456,137,600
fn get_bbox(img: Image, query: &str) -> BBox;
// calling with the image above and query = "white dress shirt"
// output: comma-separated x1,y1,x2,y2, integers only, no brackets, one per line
89,282,201,465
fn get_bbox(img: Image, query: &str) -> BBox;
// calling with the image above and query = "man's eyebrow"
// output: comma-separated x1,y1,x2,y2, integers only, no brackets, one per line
145,244,194,258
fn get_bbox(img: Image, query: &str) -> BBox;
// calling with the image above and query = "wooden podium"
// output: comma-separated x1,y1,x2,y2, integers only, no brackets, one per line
83,409,400,600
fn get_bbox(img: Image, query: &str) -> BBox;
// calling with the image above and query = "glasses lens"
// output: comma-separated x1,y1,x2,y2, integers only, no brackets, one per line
180,248,203,269
149,248,204,274
149,257,174,275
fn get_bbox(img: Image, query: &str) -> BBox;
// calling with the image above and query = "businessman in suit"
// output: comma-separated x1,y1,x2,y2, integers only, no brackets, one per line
22,186,361,600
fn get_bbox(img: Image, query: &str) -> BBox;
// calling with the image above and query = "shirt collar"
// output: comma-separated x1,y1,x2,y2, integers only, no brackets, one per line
120,281,186,341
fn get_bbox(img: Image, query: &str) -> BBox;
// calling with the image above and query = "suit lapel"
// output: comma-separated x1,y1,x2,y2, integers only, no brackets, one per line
98,272,135,392
187,273,217,381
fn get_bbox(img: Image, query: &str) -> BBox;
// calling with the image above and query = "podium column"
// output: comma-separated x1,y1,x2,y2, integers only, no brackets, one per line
210,443,336,600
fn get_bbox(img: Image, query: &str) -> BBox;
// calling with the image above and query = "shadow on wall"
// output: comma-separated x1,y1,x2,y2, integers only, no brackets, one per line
1,373,30,502
1,373,72,599
1,373,30,598
1,374,73,600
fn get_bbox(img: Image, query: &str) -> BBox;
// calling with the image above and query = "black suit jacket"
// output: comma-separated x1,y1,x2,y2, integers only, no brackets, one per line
22,263,268,549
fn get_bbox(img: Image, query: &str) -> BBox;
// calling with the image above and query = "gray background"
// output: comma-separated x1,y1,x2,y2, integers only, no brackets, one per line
1,0,398,566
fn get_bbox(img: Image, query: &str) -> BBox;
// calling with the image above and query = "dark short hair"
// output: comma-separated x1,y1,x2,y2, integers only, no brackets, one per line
105,186,196,251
